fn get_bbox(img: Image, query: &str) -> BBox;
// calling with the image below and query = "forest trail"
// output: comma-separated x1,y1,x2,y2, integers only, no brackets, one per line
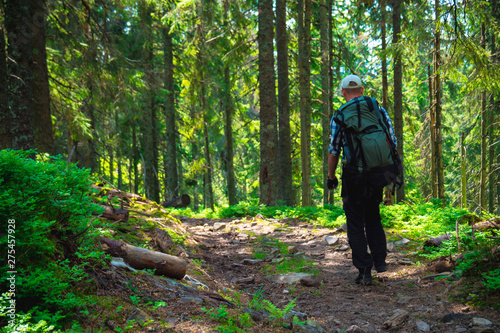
145,214,499,333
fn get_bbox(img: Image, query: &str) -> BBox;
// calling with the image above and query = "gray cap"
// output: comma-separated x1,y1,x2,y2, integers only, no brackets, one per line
341,74,363,89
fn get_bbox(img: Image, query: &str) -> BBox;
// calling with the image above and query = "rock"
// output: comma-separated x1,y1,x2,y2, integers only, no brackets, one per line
472,318,493,327
110,257,137,272
442,313,470,323
127,307,154,326
213,222,226,231
305,319,326,332
344,325,366,333
178,295,203,305
288,246,299,254
237,233,249,240
325,236,339,245
415,319,430,332
265,272,315,285
387,242,396,252
235,276,254,283
243,308,265,322
294,324,321,333
255,213,264,220
383,309,409,329
395,238,411,246
336,223,348,232
285,310,308,321
300,276,321,287
337,245,349,251
242,259,262,265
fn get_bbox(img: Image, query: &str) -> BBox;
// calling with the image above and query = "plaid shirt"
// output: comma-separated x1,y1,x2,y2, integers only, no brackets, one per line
328,97,397,157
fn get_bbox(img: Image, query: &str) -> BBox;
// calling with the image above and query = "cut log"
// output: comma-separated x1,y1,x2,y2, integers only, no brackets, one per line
101,206,129,223
162,194,191,208
154,227,175,253
100,237,186,279
424,234,450,247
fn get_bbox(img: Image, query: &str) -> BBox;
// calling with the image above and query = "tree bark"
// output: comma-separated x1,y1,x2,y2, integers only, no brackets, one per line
31,0,54,154
101,206,129,223
381,0,389,111
276,0,293,206
298,0,312,206
433,0,444,202
480,23,488,212
223,65,238,206
5,0,35,151
0,24,10,149
161,194,191,208
100,237,186,279
320,0,331,206
391,0,404,202
163,26,178,201
258,0,279,206
140,1,159,202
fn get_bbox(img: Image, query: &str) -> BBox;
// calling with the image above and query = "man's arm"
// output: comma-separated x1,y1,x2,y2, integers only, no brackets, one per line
328,153,339,180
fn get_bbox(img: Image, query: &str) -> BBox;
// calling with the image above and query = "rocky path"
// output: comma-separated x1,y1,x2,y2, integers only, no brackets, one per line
175,215,499,333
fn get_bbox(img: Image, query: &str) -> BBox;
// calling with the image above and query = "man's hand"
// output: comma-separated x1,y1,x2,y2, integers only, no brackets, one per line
327,177,338,190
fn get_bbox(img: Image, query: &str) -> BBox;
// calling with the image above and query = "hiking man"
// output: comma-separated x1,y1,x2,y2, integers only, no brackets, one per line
327,74,398,285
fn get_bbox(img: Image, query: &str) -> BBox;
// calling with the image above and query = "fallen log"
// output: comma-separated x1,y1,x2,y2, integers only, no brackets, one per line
154,227,175,254
100,237,186,279
162,194,191,208
424,234,450,248
101,206,129,223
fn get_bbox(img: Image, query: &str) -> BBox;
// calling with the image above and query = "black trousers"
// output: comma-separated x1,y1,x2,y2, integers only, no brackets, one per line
341,169,387,271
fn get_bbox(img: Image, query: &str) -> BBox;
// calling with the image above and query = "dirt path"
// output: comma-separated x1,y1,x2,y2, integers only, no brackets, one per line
172,215,499,333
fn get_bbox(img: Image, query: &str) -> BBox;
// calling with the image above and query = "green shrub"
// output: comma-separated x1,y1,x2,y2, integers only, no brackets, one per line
0,150,104,328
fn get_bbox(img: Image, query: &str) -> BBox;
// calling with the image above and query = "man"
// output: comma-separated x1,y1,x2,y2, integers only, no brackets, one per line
327,74,397,285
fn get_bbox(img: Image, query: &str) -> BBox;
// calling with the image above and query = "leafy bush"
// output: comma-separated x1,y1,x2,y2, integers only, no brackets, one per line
0,150,104,328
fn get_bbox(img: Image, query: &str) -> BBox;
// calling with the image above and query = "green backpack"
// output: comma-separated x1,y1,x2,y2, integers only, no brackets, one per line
334,96,402,188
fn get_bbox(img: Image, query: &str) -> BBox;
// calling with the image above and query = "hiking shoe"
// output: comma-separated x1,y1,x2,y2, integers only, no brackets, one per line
375,265,388,273
355,269,372,286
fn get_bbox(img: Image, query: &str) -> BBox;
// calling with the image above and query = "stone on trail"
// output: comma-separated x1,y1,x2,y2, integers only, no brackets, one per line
213,222,226,231
265,272,315,285
383,309,410,329
344,325,367,333
415,318,430,332
324,235,339,245
472,318,493,327
288,245,299,254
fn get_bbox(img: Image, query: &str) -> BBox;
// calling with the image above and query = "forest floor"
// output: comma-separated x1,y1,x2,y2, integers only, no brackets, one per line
86,207,500,333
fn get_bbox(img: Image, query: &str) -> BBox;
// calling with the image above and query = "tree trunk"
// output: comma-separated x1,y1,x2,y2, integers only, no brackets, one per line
163,26,179,201
276,0,293,206
223,65,238,206
461,132,467,209
101,206,129,223
433,0,444,202
381,0,389,111
391,0,404,202
31,0,54,154
140,1,159,203
132,122,139,194
162,194,191,208
5,0,35,151
298,0,312,207
258,0,279,206
0,24,10,149
100,237,186,280
428,64,437,198
480,23,487,212
320,0,330,206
